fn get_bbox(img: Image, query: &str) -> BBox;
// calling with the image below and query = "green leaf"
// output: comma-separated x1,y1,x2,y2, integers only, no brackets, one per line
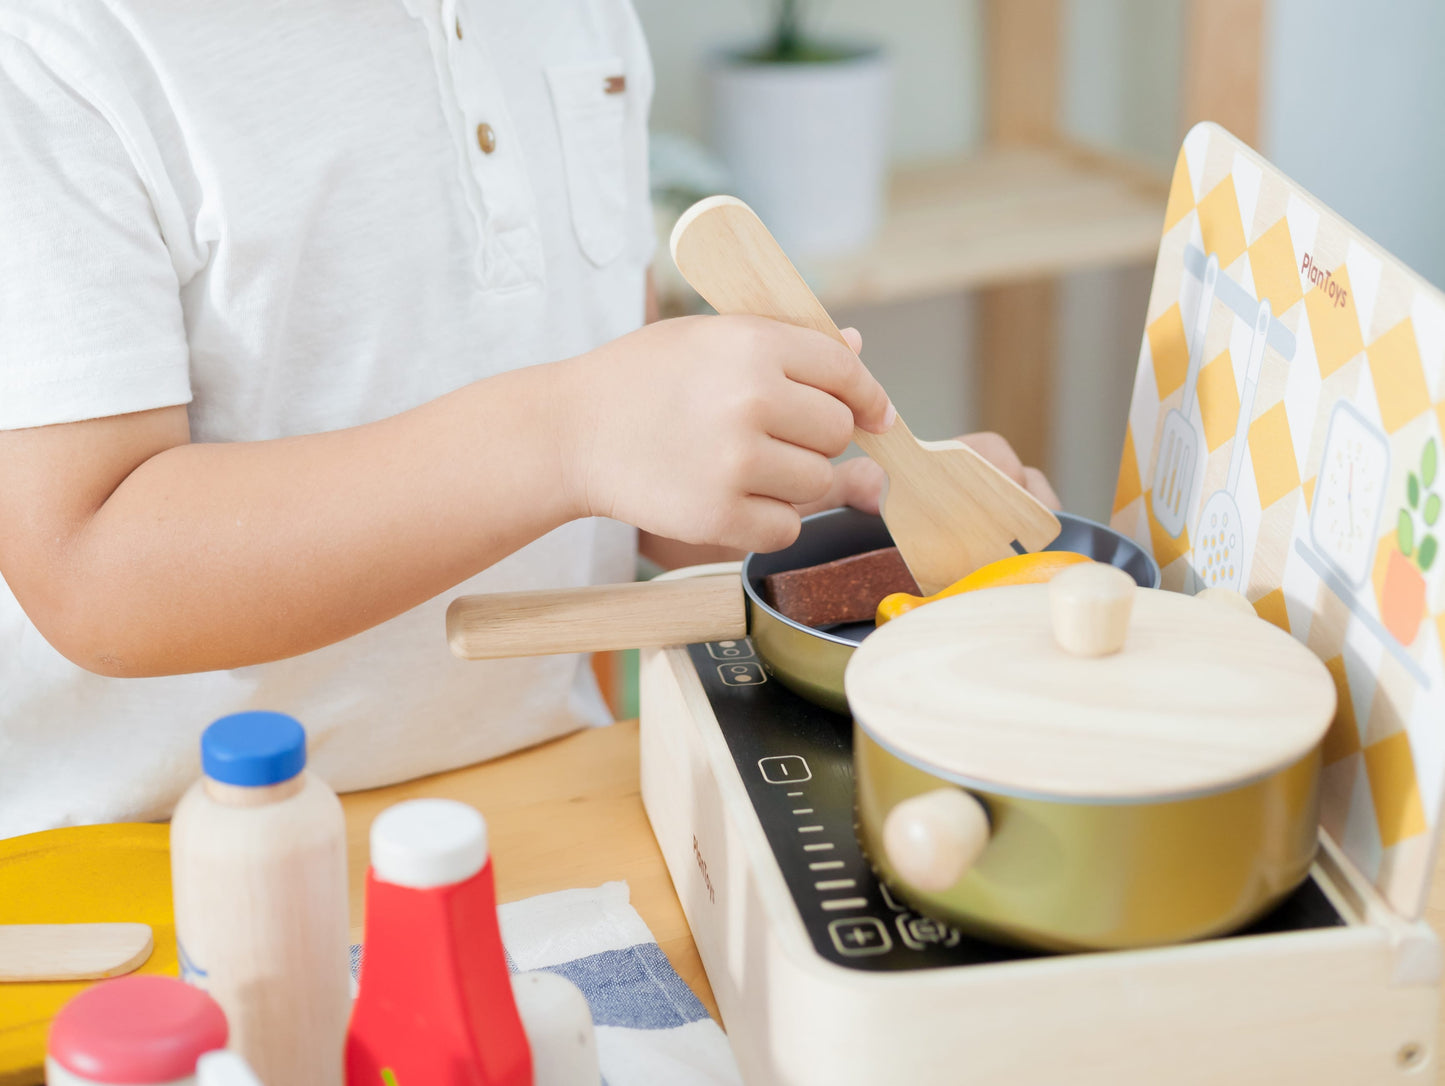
1424,438,1438,487
1428,493,1442,526
1421,535,1438,572
1399,510,1415,556
1408,472,1420,509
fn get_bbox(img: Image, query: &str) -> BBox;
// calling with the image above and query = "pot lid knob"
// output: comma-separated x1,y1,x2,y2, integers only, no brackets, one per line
1049,563,1136,658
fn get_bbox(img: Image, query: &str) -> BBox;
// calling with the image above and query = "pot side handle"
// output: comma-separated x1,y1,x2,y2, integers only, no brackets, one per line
447,575,747,660
882,788,991,895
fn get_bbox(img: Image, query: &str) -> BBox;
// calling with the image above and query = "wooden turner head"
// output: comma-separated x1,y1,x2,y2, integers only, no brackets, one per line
670,196,1061,594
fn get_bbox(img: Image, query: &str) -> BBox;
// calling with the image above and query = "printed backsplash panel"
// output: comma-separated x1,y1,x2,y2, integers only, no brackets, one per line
1112,123,1445,917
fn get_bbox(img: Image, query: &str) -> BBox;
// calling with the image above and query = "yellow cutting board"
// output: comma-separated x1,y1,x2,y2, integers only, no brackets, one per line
0,823,176,1086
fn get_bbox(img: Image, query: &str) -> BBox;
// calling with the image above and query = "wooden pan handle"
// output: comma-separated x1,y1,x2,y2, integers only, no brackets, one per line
447,575,747,660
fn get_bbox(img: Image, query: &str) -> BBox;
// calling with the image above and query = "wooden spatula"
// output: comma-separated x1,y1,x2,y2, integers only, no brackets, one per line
671,196,1060,594
0,922,153,982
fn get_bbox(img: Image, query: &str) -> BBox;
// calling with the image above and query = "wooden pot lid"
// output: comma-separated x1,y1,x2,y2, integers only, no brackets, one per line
844,577,1336,802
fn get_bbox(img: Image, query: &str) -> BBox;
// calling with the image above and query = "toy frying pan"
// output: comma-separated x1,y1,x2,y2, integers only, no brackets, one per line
448,508,1158,715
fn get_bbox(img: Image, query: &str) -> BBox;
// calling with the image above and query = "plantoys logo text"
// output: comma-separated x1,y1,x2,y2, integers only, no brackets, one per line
1301,251,1349,309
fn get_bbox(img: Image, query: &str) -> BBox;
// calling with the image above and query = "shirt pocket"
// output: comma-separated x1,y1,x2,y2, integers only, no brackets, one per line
546,58,629,267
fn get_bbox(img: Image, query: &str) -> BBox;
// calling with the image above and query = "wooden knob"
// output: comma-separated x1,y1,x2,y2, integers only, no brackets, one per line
1049,562,1136,657
882,788,990,894
1193,587,1256,617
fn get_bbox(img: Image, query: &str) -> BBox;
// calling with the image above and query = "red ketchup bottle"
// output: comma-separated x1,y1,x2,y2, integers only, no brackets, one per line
345,799,531,1086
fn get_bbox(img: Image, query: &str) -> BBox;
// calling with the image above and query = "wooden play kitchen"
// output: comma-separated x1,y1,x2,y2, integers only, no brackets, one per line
627,126,1445,1086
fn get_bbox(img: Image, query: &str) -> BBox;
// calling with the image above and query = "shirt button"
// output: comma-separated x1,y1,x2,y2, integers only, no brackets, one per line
476,123,497,154
455,18,463,39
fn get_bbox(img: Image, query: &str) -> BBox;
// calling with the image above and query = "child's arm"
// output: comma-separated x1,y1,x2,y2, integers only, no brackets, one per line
0,315,889,677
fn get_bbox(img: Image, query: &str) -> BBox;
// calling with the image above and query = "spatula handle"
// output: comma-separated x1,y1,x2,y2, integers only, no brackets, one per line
447,575,747,659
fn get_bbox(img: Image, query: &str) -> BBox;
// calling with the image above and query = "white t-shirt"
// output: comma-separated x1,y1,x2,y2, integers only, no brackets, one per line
0,0,655,837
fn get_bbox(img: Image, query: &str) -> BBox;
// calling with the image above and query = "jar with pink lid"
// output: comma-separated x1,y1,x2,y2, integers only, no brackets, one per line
46,974,230,1085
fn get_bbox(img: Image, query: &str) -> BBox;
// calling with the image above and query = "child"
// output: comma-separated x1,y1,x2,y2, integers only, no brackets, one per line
0,0,1055,837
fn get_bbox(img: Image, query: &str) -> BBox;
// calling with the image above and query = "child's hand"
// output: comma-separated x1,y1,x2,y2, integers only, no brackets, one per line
564,315,892,553
796,432,1062,517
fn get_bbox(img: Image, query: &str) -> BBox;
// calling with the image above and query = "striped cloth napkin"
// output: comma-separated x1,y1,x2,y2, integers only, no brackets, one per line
350,881,741,1086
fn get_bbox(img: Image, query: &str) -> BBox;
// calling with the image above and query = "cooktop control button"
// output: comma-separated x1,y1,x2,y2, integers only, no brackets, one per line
878,883,908,913
717,662,767,686
896,912,963,950
758,755,811,784
828,917,892,957
706,639,755,660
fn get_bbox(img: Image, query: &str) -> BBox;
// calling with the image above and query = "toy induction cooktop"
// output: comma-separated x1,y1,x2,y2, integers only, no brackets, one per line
638,124,1445,1085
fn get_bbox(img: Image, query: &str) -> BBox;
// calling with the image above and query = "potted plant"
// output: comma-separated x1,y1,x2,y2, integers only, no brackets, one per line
707,0,890,257
1381,437,1439,646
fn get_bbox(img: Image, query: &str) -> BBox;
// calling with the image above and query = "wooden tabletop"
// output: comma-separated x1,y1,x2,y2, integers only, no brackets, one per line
342,717,1445,1074
338,719,719,1022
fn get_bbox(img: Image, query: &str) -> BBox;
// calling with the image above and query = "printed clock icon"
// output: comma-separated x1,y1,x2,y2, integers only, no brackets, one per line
1310,401,1390,587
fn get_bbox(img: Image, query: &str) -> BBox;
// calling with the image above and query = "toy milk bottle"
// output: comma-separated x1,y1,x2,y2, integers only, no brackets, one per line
171,711,350,1086
46,974,228,1085
346,799,531,1086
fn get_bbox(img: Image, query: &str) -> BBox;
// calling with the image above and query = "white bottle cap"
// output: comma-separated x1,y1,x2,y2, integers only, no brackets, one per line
370,798,489,889
512,972,600,1086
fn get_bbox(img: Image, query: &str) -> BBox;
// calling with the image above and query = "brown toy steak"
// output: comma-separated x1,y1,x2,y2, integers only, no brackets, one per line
763,547,920,629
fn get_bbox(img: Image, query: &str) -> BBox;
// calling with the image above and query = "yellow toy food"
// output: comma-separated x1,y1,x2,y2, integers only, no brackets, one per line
876,551,1093,624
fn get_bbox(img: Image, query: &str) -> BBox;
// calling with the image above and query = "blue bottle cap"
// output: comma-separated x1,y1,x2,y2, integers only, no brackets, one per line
200,711,307,787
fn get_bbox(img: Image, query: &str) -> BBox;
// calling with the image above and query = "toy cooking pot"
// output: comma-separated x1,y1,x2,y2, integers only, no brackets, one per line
447,508,1158,714
848,564,1337,952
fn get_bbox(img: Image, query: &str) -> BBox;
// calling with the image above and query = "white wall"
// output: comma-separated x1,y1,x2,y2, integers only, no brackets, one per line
1264,0,1445,290
633,0,1445,519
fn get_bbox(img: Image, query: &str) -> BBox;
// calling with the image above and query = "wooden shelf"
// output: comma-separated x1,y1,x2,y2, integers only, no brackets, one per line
657,143,1169,313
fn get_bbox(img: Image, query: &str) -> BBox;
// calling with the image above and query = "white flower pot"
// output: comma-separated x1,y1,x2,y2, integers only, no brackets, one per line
708,47,891,258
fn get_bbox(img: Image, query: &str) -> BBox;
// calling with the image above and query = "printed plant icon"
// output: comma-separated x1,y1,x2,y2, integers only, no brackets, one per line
1382,437,1438,646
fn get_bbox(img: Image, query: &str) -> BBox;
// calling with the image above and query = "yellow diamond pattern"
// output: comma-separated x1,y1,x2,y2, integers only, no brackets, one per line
1196,350,1240,453
1147,303,1190,401
1113,427,1142,515
1248,402,1300,509
1365,731,1428,848
1367,318,1432,433
1196,175,1247,269
1162,147,1195,234
1305,262,1364,377
1248,218,1304,314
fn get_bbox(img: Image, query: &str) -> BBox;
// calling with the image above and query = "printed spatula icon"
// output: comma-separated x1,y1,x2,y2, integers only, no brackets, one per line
670,196,1061,594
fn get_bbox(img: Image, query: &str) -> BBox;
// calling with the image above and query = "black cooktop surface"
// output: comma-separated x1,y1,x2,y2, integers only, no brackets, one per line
687,638,1344,972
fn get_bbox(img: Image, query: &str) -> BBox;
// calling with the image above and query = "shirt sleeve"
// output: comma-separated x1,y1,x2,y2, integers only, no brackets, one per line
0,33,190,430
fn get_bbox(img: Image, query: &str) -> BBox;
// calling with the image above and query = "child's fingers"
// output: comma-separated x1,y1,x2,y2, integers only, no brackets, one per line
960,431,1028,488
771,324,892,435
792,456,886,518
836,456,886,515
738,438,835,508
839,326,864,354
761,381,856,458
1023,467,1062,510
727,495,803,553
